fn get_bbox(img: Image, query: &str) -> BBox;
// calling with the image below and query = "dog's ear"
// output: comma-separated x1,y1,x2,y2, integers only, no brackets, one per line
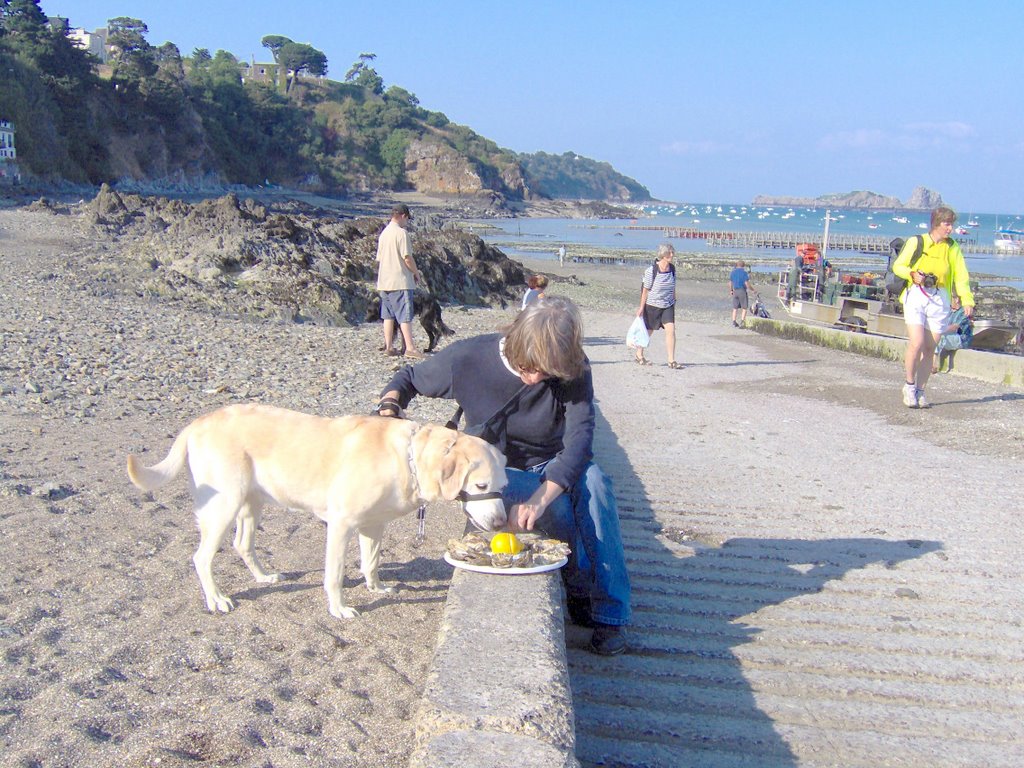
439,444,470,501
440,429,458,454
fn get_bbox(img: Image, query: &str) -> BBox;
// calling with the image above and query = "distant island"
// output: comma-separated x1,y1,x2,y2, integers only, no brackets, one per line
752,186,943,211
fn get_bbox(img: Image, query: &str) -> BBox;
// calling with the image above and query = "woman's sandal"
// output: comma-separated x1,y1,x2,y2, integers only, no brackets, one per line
668,361,684,369
635,353,650,366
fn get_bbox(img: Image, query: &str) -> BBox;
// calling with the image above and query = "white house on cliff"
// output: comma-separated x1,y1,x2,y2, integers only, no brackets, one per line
68,27,110,63
0,120,21,182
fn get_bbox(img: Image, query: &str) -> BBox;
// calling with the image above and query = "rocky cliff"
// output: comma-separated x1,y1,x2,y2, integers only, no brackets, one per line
404,139,488,197
403,138,535,204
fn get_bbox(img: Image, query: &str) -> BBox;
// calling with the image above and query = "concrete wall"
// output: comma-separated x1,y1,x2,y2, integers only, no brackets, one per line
749,317,1024,387
408,568,579,768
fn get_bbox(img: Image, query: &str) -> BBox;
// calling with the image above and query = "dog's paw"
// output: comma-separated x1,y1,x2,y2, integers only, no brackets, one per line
367,584,396,595
207,594,235,613
330,604,360,619
255,573,281,584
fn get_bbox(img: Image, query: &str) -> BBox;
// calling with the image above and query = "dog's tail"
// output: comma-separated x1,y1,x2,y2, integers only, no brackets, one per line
127,427,191,492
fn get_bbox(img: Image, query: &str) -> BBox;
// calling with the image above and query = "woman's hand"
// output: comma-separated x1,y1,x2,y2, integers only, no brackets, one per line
509,479,564,531
508,502,545,531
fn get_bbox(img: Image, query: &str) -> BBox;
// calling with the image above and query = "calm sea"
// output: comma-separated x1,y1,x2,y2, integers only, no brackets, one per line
470,203,1024,290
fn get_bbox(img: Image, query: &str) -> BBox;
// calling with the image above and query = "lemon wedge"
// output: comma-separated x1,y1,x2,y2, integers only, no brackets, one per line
490,532,523,555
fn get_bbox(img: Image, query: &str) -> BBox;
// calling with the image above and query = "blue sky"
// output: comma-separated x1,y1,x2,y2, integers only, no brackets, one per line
40,1,1024,213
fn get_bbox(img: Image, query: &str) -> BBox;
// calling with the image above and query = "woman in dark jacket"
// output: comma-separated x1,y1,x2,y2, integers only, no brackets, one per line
377,296,631,655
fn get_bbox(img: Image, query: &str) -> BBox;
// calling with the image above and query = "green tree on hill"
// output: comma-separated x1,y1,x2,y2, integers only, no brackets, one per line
185,47,316,185
344,52,375,81
260,34,289,91
261,34,327,94
108,17,157,90
260,34,290,61
345,52,383,95
278,41,327,93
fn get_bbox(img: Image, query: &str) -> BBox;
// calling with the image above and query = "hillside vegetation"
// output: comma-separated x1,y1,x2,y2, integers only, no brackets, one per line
0,3,650,203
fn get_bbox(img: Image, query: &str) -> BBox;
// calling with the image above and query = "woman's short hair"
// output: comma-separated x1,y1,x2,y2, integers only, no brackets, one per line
503,295,585,381
931,206,957,228
657,243,675,259
527,274,549,290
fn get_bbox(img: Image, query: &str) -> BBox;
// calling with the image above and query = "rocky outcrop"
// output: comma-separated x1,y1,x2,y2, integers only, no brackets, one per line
77,191,525,327
499,162,532,200
752,187,943,210
904,186,944,210
404,139,488,196
404,138,531,203
818,190,904,209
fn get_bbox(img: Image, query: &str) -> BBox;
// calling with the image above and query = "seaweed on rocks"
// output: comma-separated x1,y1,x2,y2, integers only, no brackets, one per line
76,192,524,326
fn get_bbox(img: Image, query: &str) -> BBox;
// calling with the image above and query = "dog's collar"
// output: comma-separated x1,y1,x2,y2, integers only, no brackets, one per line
407,423,424,500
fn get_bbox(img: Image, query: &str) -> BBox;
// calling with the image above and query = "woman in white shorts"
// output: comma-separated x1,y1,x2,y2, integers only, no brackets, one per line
892,207,974,409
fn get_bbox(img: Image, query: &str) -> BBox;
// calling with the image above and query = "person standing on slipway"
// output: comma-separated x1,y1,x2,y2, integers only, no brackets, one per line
892,206,974,408
376,204,425,360
636,243,681,368
728,260,754,327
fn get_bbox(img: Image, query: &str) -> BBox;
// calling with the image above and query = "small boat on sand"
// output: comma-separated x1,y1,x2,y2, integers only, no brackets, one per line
775,245,1018,351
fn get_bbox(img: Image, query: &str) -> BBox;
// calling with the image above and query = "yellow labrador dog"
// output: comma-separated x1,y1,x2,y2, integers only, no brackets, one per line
127,404,507,618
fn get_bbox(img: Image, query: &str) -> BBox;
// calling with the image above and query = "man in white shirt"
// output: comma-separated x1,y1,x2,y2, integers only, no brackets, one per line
376,204,424,359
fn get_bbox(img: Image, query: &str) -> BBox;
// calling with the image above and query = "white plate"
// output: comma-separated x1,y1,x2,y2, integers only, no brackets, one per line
444,552,568,575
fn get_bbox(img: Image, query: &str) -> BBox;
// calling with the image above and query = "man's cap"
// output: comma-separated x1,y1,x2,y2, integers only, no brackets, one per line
392,203,412,219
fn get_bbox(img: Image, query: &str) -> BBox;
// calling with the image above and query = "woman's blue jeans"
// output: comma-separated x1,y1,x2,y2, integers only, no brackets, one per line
502,462,631,626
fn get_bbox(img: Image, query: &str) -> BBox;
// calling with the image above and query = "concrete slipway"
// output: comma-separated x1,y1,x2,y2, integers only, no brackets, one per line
411,311,1024,768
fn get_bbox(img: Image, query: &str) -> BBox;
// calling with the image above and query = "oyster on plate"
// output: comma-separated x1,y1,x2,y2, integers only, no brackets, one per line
446,533,492,565
531,539,572,558
446,532,569,569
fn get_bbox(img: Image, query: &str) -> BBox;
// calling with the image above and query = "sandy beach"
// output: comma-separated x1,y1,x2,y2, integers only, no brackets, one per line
2,200,1022,767
0,206,520,768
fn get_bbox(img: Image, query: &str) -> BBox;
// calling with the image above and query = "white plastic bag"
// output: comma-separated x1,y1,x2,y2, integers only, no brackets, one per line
625,316,650,348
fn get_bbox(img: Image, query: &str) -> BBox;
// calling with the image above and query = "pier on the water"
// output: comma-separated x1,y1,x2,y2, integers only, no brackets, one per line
574,224,990,255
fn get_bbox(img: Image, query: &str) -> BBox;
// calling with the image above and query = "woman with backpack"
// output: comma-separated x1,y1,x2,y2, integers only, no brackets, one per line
636,243,681,368
892,206,974,409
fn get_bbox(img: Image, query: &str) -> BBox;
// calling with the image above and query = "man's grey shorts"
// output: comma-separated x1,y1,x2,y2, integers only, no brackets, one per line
380,290,414,323
732,289,748,309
